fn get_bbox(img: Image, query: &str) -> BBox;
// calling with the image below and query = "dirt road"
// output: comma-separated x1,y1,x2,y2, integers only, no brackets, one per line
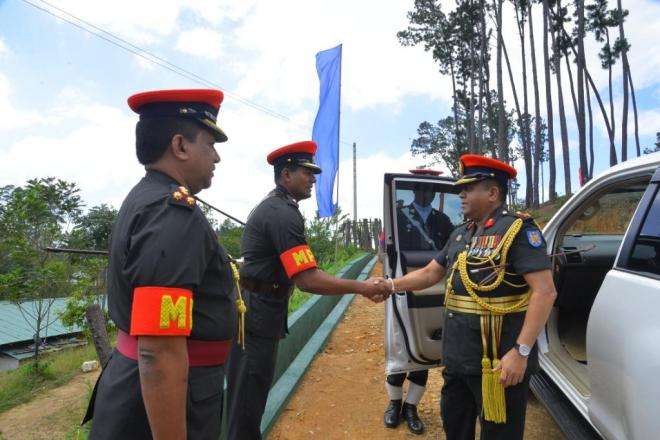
269,261,564,439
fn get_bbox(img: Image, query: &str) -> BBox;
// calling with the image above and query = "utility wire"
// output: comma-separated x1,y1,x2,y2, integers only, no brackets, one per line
19,0,355,146
21,0,291,121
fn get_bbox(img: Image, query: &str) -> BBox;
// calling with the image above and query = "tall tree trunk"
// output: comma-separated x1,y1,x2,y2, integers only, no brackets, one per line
552,1,572,196
628,70,641,156
479,3,494,155
515,3,533,207
561,54,581,131
495,0,507,161
577,0,588,184
617,0,629,161
529,2,542,208
543,0,557,201
606,32,617,165
551,6,616,164
449,59,461,149
469,39,478,153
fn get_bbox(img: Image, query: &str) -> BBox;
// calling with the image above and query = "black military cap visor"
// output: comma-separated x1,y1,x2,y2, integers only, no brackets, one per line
138,102,228,143
274,153,322,174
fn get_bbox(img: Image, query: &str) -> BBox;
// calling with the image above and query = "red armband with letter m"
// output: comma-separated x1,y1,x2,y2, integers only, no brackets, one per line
130,286,193,336
280,244,318,278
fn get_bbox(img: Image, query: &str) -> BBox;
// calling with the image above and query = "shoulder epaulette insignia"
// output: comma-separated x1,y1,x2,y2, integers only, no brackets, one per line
515,211,532,219
169,186,195,210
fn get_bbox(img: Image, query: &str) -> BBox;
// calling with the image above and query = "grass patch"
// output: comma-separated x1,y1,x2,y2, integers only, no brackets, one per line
0,337,111,414
287,250,365,314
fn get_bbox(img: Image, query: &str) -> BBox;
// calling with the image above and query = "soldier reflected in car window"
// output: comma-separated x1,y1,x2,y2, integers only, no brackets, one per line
395,182,460,251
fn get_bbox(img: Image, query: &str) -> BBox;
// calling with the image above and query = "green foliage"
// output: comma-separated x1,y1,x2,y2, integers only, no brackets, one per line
218,218,243,258
0,178,82,302
306,207,358,266
68,204,118,250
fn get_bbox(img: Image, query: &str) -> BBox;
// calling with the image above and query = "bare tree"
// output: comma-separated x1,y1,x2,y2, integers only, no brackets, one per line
615,0,630,160
543,0,557,200
552,0,572,196
529,1,543,207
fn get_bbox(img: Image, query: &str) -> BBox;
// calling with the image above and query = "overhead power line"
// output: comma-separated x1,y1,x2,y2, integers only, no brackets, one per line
19,0,356,147
20,0,291,121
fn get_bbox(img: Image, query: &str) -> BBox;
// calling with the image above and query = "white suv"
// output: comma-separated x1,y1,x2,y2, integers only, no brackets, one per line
534,152,660,439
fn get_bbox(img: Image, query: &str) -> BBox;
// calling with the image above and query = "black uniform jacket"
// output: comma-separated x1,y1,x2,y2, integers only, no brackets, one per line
107,169,236,341
434,207,551,376
397,203,454,251
239,186,317,339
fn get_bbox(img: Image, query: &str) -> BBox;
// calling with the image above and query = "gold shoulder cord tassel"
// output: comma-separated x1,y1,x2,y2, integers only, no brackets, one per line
445,219,529,424
229,259,247,350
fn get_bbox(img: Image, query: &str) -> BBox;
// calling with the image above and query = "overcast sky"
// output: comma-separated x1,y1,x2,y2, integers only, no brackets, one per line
1,0,659,222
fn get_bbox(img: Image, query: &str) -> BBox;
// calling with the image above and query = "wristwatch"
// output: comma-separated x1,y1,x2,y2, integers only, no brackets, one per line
514,343,531,357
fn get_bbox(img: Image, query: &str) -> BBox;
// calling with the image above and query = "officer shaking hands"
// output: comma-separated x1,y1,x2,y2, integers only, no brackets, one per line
372,154,557,440
226,141,391,440
83,89,237,439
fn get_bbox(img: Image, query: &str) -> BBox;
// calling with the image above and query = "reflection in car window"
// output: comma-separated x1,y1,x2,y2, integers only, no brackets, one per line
395,182,463,251
566,182,647,236
624,186,660,277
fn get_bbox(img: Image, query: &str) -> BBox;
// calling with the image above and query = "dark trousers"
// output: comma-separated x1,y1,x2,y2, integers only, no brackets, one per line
387,369,429,388
225,332,279,440
87,350,224,440
440,370,529,440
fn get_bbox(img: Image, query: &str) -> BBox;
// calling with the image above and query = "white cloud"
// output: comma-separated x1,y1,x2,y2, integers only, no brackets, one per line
228,0,453,111
636,109,660,136
0,73,41,132
0,38,8,56
46,0,253,45
175,28,224,59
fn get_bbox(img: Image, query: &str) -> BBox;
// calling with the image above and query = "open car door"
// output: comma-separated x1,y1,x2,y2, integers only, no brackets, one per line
383,172,463,374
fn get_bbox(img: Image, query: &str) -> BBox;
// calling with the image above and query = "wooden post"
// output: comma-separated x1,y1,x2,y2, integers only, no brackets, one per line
85,304,112,368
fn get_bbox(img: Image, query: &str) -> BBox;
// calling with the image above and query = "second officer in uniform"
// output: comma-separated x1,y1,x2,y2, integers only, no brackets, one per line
226,140,390,440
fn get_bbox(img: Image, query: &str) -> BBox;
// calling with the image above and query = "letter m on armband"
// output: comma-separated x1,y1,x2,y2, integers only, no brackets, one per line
280,244,318,278
130,287,194,336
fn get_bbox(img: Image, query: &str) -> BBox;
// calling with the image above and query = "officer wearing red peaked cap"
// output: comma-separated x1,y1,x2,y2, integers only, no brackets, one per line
128,88,228,142
455,154,517,188
266,140,323,174
83,89,238,440
226,140,390,439
378,153,556,439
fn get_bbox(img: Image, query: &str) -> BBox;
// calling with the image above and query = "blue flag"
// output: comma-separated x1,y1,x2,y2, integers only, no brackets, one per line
312,44,342,218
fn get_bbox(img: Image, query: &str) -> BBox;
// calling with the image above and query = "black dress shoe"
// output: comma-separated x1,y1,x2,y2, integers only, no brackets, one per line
383,399,402,428
402,402,425,435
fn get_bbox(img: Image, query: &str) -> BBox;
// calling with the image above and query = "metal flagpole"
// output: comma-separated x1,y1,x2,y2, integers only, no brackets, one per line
353,142,357,222
333,44,343,261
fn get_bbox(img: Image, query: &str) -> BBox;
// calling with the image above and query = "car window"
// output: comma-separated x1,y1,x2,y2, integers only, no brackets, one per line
623,186,660,277
394,182,463,251
565,182,647,236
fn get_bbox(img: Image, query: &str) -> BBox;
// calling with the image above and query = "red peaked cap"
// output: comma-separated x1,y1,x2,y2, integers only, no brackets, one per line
127,89,227,142
456,154,516,187
267,141,322,174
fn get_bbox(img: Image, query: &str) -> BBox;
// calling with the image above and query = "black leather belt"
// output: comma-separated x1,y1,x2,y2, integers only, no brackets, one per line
240,277,293,297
